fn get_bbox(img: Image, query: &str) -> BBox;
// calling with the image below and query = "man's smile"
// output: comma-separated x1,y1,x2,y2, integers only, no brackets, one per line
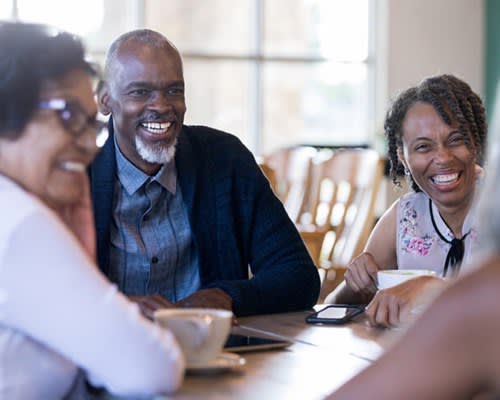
140,121,172,134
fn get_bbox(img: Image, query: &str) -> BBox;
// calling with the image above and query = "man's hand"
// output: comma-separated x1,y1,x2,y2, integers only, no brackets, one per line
176,288,232,311
129,289,235,323
344,252,380,295
365,275,444,328
176,288,237,324
128,295,174,320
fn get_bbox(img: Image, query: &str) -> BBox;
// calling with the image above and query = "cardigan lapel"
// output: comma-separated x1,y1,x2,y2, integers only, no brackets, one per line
175,126,220,284
176,126,198,229
90,118,117,274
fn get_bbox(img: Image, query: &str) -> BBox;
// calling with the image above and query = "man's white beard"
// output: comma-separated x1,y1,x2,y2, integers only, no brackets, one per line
136,136,177,164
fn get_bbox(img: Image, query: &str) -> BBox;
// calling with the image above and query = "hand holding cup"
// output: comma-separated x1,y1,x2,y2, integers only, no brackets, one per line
154,308,232,367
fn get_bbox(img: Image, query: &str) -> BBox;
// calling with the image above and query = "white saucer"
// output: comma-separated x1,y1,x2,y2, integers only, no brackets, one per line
186,352,246,374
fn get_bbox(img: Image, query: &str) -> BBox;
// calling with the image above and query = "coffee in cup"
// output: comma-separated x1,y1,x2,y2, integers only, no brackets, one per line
154,308,232,366
377,269,437,290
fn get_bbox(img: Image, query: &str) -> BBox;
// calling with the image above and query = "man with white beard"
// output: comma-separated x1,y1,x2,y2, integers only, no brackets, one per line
90,29,320,318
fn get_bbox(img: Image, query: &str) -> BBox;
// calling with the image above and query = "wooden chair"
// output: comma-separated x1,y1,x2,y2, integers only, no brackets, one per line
264,146,318,223
297,149,384,300
258,162,278,195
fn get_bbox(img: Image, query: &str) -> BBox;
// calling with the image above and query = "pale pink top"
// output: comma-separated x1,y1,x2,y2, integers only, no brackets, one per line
396,191,476,275
0,175,185,399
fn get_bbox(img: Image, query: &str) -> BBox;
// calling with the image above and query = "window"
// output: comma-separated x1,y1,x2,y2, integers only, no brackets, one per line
146,0,375,155
3,0,376,156
3,0,141,65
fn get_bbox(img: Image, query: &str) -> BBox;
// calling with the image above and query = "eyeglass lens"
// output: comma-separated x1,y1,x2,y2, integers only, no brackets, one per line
40,98,109,147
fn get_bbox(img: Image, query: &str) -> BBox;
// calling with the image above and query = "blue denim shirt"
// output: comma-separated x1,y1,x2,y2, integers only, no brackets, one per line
108,142,200,302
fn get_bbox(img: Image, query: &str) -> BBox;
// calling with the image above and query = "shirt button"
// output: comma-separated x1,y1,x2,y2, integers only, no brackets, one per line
151,256,159,264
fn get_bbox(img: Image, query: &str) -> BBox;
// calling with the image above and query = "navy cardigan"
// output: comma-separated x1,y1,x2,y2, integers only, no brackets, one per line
90,124,320,316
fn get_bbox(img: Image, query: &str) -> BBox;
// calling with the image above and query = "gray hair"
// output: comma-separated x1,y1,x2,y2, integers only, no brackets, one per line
103,29,180,89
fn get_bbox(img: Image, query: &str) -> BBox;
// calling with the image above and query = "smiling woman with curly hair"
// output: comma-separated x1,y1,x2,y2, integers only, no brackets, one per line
328,74,486,328
327,83,500,400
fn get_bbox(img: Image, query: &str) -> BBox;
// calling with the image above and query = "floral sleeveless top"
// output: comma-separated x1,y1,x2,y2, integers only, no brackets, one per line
396,191,477,276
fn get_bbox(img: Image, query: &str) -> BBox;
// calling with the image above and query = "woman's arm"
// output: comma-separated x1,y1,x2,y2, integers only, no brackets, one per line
1,209,185,396
363,199,399,268
327,200,399,304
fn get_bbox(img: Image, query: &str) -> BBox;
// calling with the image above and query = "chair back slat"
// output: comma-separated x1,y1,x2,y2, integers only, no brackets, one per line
296,148,384,299
263,146,384,299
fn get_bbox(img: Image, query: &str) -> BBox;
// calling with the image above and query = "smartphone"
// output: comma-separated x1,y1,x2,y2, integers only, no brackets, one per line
305,304,365,325
224,334,292,353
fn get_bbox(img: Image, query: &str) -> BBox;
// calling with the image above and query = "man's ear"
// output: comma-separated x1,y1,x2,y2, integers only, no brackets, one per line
97,81,112,116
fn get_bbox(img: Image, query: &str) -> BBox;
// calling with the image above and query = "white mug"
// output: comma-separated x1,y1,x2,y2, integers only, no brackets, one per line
377,269,437,290
154,308,232,366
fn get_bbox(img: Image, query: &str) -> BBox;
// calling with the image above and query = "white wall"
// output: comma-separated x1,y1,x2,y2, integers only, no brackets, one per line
386,0,484,98
377,0,484,210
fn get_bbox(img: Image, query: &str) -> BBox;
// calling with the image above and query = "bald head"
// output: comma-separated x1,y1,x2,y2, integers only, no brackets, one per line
98,29,186,175
103,29,181,93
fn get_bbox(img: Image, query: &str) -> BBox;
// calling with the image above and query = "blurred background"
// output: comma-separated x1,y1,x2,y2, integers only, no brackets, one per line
2,0,498,211
3,0,497,155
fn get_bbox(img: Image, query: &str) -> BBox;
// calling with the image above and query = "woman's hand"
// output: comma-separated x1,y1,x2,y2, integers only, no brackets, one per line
344,252,380,296
366,275,445,328
54,174,96,260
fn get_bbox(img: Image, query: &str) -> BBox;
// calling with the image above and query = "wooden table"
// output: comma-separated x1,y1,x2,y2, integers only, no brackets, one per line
94,307,401,400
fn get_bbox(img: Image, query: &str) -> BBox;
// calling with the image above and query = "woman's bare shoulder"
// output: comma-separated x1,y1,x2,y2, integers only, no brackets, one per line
364,199,400,267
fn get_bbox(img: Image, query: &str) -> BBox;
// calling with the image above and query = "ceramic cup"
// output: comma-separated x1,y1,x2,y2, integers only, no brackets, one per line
377,269,437,290
154,308,232,366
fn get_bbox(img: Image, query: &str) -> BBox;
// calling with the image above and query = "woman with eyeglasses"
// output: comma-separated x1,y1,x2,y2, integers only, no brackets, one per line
0,22,184,399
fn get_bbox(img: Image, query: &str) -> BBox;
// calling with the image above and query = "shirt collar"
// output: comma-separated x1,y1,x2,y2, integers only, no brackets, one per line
430,198,473,239
114,138,177,195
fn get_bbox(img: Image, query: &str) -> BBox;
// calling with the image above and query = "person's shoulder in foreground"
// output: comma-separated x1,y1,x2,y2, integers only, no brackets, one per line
326,254,500,400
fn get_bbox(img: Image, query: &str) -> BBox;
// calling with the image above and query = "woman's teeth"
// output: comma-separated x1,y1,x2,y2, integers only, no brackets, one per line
431,173,459,184
61,161,86,172
140,122,171,134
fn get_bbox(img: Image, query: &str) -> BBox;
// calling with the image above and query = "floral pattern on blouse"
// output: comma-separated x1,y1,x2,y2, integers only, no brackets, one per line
399,200,436,256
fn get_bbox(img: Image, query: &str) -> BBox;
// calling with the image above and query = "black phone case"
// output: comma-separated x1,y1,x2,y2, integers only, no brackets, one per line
305,304,365,325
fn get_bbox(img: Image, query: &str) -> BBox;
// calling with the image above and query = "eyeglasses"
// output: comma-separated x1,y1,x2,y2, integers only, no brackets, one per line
39,98,109,147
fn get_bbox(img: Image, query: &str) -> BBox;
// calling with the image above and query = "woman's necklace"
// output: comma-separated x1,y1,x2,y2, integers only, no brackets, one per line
429,199,470,277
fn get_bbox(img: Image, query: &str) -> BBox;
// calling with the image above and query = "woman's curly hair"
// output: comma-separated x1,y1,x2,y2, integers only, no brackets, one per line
384,74,487,192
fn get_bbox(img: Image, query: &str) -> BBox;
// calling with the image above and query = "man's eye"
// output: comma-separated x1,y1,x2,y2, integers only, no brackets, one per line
167,88,184,95
129,89,149,96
